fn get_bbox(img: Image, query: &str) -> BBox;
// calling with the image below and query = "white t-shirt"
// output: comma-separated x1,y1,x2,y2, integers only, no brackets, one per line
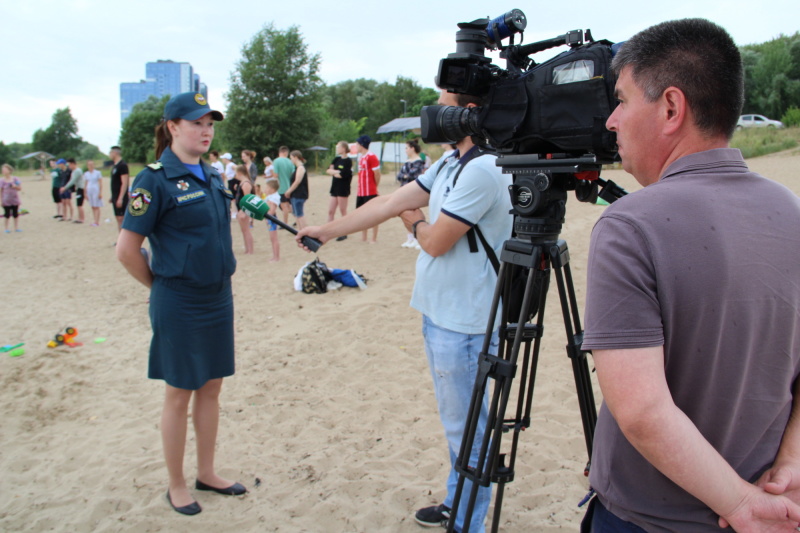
211,161,224,175
265,191,281,210
224,162,237,180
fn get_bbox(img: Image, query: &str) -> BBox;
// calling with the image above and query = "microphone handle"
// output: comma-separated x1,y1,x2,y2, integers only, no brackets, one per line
265,213,322,252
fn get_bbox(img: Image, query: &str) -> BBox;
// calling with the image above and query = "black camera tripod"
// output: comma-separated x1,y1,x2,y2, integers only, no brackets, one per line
445,155,625,533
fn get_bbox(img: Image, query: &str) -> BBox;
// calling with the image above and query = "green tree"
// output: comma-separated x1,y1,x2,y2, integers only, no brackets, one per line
0,141,12,166
322,76,438,138
741,33,800,118
78,141,104,161
31,107,82,158
119,95,170,163
3,142,33,170
315,115,366,152
221,24,324,157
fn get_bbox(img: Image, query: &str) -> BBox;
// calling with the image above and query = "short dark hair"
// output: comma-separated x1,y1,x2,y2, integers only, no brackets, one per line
612,18,743,139
66,158,76,164
110,146,121,152
279,146,289,154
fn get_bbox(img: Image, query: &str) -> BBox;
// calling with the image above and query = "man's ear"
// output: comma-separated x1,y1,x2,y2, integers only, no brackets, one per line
662,86,687,134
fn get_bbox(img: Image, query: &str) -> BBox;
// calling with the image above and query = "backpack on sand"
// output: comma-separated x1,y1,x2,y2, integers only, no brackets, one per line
301,259,332,294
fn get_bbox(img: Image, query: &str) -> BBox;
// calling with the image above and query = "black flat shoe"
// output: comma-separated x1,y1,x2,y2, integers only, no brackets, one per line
195,479,247,495
166,490,202,515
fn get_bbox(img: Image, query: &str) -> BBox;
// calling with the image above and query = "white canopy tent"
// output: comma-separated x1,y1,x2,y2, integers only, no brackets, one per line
20,151,56,180
375,117,422,168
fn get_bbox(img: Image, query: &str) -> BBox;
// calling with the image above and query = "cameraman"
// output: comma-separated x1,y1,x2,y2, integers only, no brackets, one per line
296,90,513,532
581,19,800,532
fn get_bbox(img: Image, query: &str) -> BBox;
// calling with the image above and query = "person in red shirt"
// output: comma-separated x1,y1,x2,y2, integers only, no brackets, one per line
355,135,381,242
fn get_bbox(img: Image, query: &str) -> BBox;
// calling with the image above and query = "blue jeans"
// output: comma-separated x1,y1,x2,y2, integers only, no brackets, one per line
290,197,306,217
422,315,497,533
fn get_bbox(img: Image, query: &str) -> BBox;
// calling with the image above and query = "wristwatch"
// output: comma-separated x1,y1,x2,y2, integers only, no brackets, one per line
412,219,426,239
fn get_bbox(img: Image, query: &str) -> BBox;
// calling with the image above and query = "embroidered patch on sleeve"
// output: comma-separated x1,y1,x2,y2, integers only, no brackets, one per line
129,188,153,216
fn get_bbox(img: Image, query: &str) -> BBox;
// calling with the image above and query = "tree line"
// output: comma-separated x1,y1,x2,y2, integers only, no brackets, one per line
119,24,440,163
3,26,799,168
1,108,103,170
741,32,800,122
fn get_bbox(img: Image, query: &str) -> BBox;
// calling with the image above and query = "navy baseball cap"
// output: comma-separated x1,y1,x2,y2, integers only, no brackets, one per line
163,92,224,121
356,135,371,148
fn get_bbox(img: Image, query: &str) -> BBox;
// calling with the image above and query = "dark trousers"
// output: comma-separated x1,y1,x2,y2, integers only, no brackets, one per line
581,497,648,533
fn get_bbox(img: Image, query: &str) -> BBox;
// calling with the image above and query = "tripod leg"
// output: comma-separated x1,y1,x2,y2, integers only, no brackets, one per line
446,238,599,533
448,253,548,533
550,241,597,458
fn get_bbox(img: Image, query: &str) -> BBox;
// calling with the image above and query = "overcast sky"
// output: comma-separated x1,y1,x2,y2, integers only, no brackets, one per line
2,0,798,152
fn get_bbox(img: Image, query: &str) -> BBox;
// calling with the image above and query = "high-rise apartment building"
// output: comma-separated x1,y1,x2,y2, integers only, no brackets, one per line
119,60,208,124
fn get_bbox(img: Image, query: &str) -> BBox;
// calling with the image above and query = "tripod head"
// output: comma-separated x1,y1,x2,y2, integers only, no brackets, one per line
498,153,627,243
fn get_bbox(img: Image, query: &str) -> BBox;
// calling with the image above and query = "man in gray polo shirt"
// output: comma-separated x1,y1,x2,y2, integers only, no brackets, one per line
581,18,800,532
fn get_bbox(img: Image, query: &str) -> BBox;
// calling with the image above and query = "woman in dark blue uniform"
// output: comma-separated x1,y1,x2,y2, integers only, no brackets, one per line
116,92,245,516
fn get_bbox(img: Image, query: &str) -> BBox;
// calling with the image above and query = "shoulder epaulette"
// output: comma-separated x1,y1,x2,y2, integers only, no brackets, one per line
148,162,163,170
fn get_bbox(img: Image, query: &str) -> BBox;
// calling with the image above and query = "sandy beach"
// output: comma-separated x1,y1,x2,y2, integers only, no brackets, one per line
1,150,798,532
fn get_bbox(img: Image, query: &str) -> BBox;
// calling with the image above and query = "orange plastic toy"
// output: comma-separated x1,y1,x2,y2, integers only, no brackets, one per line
47,327,83,348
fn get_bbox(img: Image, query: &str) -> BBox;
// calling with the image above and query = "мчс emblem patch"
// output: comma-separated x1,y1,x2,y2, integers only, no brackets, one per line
177,180,189,191
129,188,153,216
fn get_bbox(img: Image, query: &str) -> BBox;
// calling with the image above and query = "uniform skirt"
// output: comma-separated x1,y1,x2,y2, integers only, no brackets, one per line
148,277,235,390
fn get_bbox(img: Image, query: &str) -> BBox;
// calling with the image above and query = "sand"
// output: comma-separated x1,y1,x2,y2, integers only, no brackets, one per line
1,150,798,532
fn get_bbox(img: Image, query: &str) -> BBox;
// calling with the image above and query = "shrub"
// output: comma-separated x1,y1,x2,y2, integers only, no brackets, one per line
781,107,800,128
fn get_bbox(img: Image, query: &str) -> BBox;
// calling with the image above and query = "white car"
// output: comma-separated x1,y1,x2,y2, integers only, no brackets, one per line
736,114,785,129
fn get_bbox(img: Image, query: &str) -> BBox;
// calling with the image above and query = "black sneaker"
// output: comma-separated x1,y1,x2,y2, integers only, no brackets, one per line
414,503,451,527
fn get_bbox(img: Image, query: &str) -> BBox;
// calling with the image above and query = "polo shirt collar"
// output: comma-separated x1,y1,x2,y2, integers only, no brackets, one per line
661,148,747,181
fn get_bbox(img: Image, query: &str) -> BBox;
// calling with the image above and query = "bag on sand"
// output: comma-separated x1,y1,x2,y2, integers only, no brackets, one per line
300,258,332,294
330,268,368,290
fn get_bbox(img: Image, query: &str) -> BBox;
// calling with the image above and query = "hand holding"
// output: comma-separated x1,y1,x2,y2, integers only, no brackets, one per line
399,208,425,232
718,484,800,532
758,461,800,503
295,226,328,252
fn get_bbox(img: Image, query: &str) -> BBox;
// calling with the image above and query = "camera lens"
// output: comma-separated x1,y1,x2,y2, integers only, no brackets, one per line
421,105,480,144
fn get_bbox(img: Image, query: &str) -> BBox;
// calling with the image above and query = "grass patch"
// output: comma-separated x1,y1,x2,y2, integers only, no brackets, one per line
730,127,800,158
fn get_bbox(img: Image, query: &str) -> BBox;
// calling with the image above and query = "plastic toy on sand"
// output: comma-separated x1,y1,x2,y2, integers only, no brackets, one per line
2,343,25,356
1,342,24,353
46,327,83,348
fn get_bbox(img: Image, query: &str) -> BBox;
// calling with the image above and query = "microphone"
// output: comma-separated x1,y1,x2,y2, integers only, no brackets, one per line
239,194,322,252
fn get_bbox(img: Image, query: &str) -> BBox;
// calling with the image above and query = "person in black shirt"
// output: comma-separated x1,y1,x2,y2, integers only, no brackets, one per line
326,140,353,241
109,146,130,232
58,158,73,221
284,149,309,230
